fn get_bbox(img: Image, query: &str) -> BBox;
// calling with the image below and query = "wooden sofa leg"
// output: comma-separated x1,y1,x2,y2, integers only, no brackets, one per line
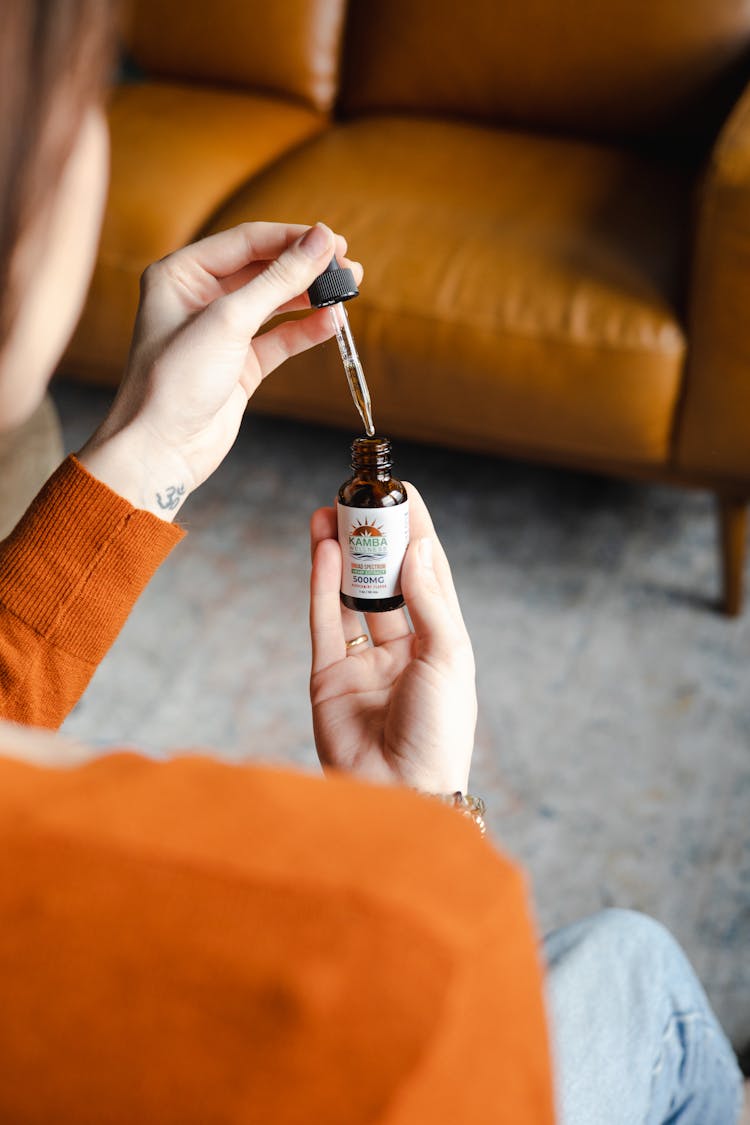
717,494,748,616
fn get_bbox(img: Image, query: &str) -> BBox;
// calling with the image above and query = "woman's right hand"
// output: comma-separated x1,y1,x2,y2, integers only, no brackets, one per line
78,221,361,519
309,484,477,795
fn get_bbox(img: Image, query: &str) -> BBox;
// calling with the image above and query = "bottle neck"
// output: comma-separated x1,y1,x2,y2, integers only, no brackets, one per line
350,437,392,480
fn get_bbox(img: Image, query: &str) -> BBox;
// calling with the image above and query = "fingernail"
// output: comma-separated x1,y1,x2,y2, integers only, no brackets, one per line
419,537,434,570
299,222,333,258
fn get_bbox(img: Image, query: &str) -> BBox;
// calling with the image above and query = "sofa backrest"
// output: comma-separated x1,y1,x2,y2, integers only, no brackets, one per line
124,0,348,114
339,0,750,148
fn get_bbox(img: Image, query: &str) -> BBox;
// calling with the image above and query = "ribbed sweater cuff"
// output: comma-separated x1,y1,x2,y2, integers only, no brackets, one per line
0,454,184,664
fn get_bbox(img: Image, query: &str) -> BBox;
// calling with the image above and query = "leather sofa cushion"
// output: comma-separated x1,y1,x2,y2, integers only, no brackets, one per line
125,0,348,113
63,82,325,382
339,0,750,148
205,117,691,467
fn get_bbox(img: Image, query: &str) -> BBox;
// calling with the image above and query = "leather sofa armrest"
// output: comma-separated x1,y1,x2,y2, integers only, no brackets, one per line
676,77,750,481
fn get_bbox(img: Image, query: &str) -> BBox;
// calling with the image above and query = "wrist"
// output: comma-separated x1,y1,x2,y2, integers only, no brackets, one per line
410,766,471,796
77,424,194,522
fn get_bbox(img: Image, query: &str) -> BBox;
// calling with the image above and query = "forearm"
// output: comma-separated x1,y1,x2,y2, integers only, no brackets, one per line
0,455,183,728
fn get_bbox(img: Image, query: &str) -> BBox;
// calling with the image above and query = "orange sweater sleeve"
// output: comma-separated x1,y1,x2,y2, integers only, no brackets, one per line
0,753,556,1124
0,455,183,728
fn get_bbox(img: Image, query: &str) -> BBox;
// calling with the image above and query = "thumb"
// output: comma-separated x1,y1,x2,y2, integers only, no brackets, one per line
216,223,336,336
400,537,463,662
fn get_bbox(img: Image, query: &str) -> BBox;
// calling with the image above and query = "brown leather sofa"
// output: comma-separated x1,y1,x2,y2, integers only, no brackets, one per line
62,0,750,613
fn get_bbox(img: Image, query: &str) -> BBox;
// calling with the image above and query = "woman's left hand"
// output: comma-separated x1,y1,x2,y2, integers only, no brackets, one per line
79,221,361,519
309,484,477,795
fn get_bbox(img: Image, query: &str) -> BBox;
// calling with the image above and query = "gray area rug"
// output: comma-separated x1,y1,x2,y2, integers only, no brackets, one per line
54,380,750,1046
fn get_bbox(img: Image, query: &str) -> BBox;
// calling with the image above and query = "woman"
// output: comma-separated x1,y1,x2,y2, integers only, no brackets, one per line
0,3,743,1122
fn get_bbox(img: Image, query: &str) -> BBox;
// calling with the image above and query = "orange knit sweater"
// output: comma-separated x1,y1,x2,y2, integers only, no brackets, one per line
0,456,555,1124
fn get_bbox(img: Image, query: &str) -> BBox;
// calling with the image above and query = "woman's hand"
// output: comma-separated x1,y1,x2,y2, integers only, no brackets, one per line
78,222,361,519
309,484,477,794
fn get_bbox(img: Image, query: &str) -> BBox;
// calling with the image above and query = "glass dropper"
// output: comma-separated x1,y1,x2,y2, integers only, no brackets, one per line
327,301,374,436
307,256,376,436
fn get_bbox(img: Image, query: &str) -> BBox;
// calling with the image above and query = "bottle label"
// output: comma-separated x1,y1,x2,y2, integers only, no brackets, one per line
337,501,410,600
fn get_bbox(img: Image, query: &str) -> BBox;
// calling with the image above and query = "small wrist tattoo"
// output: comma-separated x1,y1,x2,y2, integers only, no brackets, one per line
156,483,186,511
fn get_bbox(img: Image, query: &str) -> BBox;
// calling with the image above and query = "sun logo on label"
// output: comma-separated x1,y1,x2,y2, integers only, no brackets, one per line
349,519,388,560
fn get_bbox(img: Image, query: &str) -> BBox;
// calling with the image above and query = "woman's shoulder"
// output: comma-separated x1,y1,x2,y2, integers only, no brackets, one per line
0,747,552,1123
0,746,528,946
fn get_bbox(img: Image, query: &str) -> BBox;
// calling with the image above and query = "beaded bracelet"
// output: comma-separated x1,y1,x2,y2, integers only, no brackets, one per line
435,791,487,836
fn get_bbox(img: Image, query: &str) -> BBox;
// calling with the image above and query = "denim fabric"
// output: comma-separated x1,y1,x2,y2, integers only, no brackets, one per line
544,909,743,1124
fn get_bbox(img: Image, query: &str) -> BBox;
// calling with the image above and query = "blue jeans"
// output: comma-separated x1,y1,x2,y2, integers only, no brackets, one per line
544,909,744,1124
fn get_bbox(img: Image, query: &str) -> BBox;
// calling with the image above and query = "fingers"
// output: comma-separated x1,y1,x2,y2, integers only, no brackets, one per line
309,506,368,643
218,256,363,317
311,486,470,652
310,505,337,561
310,538,348,674
260,255,363,322
360,487,453,640
312,491,465,641
210,223,343,340
252,307,337,379
400,537,468,663
401,483,465,625
310,505,411,645
366,607,410,644
145,223,360,342
165,221,349,282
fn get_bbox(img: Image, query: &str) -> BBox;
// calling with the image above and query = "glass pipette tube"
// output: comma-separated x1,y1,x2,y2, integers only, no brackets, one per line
328,301,375,436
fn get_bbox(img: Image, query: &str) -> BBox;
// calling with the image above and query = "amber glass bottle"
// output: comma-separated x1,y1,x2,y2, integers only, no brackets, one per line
337,437,409,612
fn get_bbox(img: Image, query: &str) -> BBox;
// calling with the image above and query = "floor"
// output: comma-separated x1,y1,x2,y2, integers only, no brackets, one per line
54,380,750,1047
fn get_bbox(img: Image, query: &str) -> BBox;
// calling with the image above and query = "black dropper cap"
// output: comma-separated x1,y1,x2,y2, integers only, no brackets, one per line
308,257,359,308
